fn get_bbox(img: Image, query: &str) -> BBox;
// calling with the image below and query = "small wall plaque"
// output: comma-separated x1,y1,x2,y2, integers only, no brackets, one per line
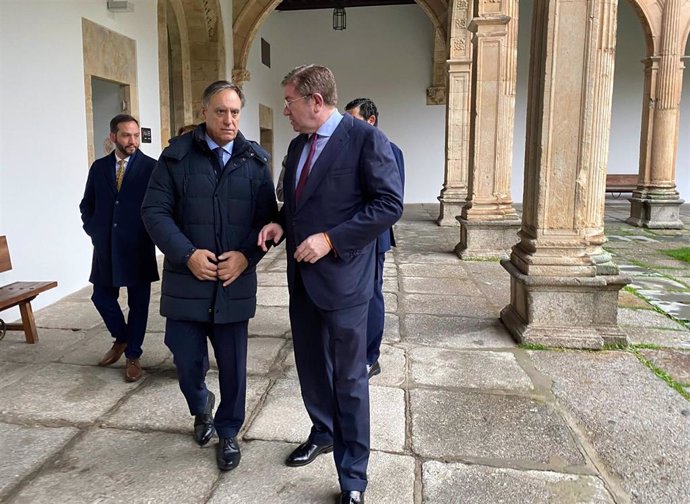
141,127,152,143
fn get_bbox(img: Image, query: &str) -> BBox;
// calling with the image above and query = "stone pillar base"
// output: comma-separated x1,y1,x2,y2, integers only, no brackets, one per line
626,197,685,229
455,218,520,260
436,197,465,227
499,259,630,349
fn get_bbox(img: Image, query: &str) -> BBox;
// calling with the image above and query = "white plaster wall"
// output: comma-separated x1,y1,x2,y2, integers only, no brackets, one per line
0,0,162,319
241,5,444,204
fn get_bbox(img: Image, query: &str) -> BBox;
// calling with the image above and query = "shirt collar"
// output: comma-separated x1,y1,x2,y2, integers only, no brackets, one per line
315,109,343,138
205,133,234,157
114,152,131,164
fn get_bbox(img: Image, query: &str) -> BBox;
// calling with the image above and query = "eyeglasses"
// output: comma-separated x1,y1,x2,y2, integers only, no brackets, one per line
284,95,311,109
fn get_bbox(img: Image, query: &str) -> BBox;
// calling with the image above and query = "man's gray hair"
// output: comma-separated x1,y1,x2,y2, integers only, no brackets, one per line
281,65,337,107
202,80,245,108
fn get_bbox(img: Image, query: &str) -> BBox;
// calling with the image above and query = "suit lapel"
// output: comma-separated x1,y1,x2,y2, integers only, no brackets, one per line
295,119,350,213
104,152,117,195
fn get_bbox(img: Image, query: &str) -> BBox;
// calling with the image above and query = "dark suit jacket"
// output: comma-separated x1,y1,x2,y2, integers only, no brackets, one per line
377,142,405,253
80,150,159,287
279,113,404,310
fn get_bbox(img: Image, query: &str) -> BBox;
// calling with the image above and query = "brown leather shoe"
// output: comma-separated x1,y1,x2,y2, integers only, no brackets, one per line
98,342,127,367
125,358,142,382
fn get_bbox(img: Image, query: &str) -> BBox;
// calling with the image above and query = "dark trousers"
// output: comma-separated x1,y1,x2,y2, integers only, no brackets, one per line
290,270,370,492
91,283,151,359
164,319,248,438
366,252,386,365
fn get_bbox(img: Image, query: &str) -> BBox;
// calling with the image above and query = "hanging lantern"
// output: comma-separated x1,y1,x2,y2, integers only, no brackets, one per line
333,7,346,31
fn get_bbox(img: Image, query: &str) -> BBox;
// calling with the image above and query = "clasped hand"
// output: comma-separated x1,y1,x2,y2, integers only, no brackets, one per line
187,249,248,286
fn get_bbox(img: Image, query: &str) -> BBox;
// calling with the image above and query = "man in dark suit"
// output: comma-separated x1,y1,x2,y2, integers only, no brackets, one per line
345,98,405,380
258,65,403,504
142,81,277,472
79,114,159,382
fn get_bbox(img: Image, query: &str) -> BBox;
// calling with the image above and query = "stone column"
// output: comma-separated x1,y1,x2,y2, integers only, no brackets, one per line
500,0,629,349
455,0,520,259
627,0,685,229
437,0,474,226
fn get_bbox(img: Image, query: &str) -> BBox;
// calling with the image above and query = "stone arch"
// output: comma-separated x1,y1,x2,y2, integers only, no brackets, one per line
180,0,225,119
682,7,690,50
157,0,194,145
624,0,660,55
232,0,449,84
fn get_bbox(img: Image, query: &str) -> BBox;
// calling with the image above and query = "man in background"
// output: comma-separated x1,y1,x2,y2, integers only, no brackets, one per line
79,114,159,382
345,98,405,379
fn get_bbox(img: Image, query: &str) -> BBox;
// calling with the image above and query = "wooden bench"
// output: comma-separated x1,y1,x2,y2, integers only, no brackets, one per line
606,174,638,199
0,236,57,343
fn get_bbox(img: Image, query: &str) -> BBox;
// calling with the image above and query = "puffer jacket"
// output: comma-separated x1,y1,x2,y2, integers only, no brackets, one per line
142,125,277,323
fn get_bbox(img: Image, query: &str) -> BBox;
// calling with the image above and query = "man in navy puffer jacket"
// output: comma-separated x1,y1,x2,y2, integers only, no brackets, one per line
142,81,277,472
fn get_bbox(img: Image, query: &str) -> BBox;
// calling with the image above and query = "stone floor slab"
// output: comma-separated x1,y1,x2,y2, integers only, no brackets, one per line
245,379,310,443
638,349,690,384
369,385,406,453
400,293,496,318
257,271,288,286
256,286,290,307
59,328,170,368
0,363,138,424
399,262,469,279
370,344,405,387
0,423,78,498
618,307,687,330
0,362,36,391
209,440,338,503
530,350,690,504
249,306,291,337
384,313,400,343
384,292,398,313
403,314,515,349
400,276,482,296
410,347,533,392
0,329,87,364
624,327,690,349
422,461,614,504
383,276,398,293
104,373,269,434
410,388,585,470
396,252,462,264
33,300,105,331
246,379,406,452
10,429,219,504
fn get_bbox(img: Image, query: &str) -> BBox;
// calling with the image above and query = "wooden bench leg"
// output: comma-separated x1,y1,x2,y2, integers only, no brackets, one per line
19,301,39,344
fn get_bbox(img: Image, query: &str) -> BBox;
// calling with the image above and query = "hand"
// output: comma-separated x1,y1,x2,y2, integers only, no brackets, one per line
187,249,218,281
217,251,249,287
258,223,284,252
295,233,331,263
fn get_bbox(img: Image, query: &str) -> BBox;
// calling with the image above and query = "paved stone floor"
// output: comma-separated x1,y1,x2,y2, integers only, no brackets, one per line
1,203,689,503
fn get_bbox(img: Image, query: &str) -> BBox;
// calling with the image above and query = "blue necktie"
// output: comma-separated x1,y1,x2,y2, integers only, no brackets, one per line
214,147,225,175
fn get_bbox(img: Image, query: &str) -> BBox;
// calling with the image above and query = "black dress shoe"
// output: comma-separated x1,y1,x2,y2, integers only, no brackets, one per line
194,390,215,446
216,436,241,471
366,361,381,379
339,491,364,504
285,440,334,467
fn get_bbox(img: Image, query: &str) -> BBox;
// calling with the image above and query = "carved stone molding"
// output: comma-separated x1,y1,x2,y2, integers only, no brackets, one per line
232,67,251,86
426,86,447,105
